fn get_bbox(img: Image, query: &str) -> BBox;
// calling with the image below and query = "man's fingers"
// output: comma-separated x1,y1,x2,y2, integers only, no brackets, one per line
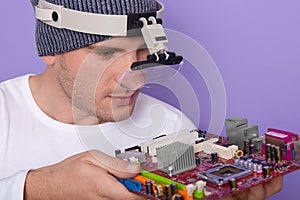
264,175,284,198
249,184,266,200
219,194,237,200
86,150,141,178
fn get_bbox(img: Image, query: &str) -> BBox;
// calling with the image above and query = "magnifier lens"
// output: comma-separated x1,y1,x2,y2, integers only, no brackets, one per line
118,61,183,90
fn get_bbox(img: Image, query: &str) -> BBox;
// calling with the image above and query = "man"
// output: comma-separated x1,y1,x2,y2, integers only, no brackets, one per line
0,0,195,199
0,0,283,199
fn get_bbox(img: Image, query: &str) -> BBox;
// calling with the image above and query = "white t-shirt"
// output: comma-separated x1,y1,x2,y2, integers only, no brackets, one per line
0,75,195,199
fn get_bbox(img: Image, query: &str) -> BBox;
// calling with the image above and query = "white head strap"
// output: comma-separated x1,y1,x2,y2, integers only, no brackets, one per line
35,0,164,36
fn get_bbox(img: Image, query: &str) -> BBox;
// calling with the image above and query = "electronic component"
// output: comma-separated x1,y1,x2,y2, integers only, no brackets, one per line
194,137,238,160
193,181,205,199
262,128,298,161
229,178,237,191
193,137,218,153
244,140,250,155
250,144,255,155
251,136,263,151
141,129,199,156
116,150,146,163
116,177,142,192
294,140,300,161
171,184,178,196
153,183,164,197
165,185,172,199
275,146,282,162
197,164,252,186
157,142,196,175
210,152,218,164
195,157,201,165
263,166,271,178
266,143,272,161
225,117,259,150
146,180,153,195
234,149,244,158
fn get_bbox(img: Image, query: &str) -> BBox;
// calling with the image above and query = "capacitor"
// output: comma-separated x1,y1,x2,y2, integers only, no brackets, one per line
271,145,277,162
211,152,218,164
266,143,271,161
246,158,253,168
165,185,172,200
234,158,240,166
252,163,258,172
250,144,255,155
257,164,263,173
195,156,201,165
239,159,245,167
248,162,254,170
244,140,250,155
229,178,237,190
244,160,249,168
171,194,184,200
263,166,271,178
171,183,178,195
275,146,282,162
153,184,163,197
145,180,153,195
271,145,276,161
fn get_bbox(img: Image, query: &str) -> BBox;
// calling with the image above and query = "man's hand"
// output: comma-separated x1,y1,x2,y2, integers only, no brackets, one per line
221,175,284,200
24,150,145,200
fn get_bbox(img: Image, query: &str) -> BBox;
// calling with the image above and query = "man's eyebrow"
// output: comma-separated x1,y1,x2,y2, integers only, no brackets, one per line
87,45,125,52
87,42,148,52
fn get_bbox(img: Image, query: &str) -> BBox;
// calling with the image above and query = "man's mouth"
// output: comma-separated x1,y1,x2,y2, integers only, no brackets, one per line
109,91,138,105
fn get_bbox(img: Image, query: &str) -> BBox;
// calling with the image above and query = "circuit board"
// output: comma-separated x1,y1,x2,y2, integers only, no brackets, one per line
116,128,300,200
135,152,300,200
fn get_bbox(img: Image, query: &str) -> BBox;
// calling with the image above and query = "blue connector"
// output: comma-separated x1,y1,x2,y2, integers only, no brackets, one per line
116,177,143,192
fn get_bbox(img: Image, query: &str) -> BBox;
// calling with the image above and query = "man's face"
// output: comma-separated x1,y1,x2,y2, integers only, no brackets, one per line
53,37,149,123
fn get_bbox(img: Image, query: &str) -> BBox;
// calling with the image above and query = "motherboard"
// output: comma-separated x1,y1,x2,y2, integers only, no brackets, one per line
116,117,300,200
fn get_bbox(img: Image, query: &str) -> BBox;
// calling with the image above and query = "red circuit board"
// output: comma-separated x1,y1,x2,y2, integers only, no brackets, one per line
135,153,300,199
130,134,300,200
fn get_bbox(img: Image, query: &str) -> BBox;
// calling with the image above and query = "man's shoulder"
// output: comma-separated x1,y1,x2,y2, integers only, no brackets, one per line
0,74,31,94
0,74,32,112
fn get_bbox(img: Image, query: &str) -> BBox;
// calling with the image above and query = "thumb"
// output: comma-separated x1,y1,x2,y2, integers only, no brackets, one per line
88,150,141,178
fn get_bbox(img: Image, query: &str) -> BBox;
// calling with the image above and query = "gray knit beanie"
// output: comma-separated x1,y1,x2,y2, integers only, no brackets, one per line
30,0,157,56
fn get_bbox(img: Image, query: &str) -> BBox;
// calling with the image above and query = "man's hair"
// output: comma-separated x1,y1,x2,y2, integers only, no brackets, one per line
30,0,157,56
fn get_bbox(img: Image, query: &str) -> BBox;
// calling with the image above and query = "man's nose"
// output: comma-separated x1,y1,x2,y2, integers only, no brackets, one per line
120,50,138,72
115,50,147,90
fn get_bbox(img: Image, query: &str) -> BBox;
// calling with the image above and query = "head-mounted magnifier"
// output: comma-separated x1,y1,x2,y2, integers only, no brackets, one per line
35,0,183,90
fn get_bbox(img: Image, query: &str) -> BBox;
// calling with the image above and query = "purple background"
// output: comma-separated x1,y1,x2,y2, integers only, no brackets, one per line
1,0,299,199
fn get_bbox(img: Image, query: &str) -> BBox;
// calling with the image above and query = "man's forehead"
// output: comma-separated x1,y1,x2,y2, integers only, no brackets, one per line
89,36,146,49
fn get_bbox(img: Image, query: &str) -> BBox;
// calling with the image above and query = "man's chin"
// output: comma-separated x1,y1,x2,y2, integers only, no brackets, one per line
95,105,135,122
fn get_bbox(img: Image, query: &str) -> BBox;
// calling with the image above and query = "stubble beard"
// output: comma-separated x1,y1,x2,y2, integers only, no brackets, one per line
55,56,137,124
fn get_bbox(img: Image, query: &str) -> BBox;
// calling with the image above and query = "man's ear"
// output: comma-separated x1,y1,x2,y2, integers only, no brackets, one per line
42,55,56,66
